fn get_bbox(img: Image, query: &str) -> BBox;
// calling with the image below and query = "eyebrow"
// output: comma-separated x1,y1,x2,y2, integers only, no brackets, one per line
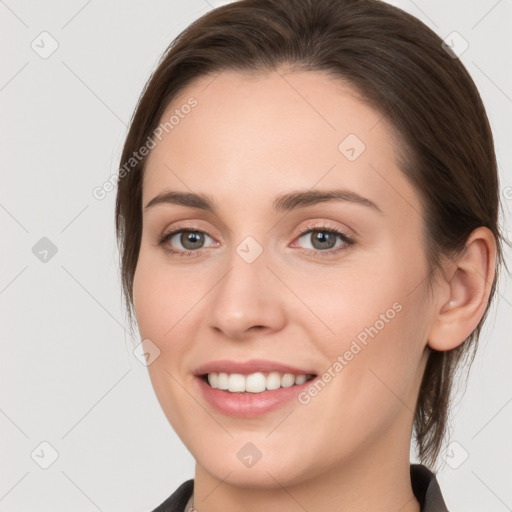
144,189,382,214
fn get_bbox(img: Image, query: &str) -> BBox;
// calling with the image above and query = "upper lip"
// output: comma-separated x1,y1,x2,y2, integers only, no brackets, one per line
194,359,316,376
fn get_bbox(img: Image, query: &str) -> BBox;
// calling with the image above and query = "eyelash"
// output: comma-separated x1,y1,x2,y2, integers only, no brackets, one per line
157,222,355,259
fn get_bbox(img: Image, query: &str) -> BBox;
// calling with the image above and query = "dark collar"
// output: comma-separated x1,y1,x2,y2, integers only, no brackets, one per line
411,463,450,511
150,464,449,512
150,478,193,512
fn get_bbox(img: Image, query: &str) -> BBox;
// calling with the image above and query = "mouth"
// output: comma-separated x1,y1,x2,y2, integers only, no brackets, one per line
199,371,317,394
193,359,319,417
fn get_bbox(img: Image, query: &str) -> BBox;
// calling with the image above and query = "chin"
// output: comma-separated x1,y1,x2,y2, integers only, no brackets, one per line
194,443,316,490
203,462,301,489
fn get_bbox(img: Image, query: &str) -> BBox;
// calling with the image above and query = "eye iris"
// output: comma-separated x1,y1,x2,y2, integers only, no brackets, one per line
312,231,336,250
181,231,204,250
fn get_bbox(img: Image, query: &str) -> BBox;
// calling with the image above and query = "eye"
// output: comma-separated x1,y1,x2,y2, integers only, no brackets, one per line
157,223,355,258
158,228,217,256
293,224,355,257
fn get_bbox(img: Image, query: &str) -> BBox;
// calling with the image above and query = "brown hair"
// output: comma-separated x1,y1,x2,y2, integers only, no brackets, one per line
115,0,506,470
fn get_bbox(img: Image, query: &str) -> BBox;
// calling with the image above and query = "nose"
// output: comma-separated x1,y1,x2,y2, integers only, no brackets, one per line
206,249,287,340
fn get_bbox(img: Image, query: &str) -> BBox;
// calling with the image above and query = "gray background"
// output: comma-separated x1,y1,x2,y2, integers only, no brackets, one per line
1,0,511,510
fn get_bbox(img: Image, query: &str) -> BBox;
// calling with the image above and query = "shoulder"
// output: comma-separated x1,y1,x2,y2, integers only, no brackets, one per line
148,479,194,512
410,464,450,512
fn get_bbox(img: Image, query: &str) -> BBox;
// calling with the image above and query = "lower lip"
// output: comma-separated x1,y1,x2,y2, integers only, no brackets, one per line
195,376,316,418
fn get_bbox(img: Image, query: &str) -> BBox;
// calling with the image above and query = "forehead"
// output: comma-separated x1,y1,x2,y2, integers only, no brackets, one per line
141,69,418,219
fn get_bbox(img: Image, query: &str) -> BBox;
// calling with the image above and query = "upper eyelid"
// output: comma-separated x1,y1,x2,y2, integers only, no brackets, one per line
162,220,352,238
296,222,350,235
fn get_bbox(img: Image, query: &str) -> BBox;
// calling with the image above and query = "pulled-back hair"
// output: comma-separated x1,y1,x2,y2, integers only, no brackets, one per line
115,0,505,470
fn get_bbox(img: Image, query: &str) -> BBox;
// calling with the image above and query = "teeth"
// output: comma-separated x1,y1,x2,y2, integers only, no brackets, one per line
206,371,311,393
266,372,281,390
294,374,307,385
228,373,245,392
246,372,267,392
217,372,229,390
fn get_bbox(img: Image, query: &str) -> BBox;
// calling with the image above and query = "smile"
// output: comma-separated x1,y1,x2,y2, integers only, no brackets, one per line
193,359,319,418
204,371,315,393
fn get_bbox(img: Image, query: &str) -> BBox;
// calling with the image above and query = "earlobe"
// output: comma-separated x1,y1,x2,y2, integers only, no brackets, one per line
427,227,497,352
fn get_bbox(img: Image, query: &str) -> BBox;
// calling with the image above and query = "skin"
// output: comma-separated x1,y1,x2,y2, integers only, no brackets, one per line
132,69,496,512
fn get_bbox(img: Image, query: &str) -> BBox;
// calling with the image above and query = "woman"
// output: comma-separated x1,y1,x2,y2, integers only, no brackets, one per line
115,0,505,510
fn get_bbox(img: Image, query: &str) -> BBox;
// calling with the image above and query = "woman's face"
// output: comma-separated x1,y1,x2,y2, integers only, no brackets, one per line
133,69,435,488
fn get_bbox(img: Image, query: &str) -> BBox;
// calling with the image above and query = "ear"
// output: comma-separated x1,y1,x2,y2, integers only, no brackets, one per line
427,227,497,351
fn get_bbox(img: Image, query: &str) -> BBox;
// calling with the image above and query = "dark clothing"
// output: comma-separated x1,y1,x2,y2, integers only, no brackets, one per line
410,464,450,511
149,463,449,511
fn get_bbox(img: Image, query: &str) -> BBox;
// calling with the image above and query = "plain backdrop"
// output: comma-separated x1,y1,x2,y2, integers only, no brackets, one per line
1,0,511,511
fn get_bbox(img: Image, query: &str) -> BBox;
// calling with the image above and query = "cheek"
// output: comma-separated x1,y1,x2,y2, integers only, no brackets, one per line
132,261,166,340
291,256,415,349
132,253,200,435
292,298,425,464
133,248,193,341
293,252,428,412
